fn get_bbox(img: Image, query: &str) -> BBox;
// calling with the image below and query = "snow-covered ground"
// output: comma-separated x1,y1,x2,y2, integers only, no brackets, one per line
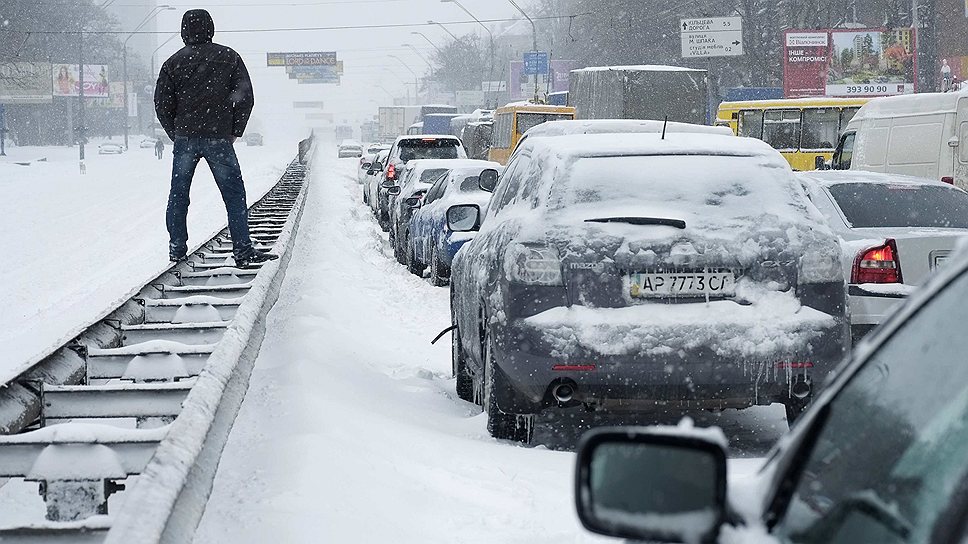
195,153,785,542
0,139,298,383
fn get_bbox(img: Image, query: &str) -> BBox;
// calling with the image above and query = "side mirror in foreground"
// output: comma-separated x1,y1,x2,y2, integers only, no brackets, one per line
479,169,499,192
405,196,422,208
575,426,728,544
446,204,481,232
386,186,402,196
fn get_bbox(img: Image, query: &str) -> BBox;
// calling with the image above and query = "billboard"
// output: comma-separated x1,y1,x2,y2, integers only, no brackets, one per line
783,28,916,98
0,62,53,103
52,64,110,98
509,59,577,101
267,51,337,67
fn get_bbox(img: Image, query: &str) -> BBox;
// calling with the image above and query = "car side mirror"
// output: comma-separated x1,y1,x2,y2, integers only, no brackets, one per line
814,156,829,170
373,161,384,171
405,196,422,208
367,169,377,175
575,427,727,543
362,162,372,169
446,204,481,232
381,180,398,189
386,186,402,196
479,169,499,193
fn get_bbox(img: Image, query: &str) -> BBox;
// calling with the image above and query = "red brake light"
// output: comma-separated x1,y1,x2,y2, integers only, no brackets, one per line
941,176,954,185
387,163,396,181
851,239,902,284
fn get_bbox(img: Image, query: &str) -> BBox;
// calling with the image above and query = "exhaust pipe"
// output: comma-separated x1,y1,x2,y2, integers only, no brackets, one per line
791,379,811,400
552,383,575,403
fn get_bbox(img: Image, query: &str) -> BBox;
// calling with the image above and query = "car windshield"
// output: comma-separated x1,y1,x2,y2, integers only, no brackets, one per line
398,139,461,161
776,269,968,543
551,154,805,226
828,183,968,229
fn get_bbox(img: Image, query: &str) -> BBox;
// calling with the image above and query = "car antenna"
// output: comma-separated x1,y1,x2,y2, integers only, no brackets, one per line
661,115,668,140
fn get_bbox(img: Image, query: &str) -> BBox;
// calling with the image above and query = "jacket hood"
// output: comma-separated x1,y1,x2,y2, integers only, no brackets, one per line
181,9,215,45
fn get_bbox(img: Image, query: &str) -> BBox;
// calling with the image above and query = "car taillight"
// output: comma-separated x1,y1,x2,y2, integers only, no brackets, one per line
851,239,902,284
941,176,954,185
387,163,396,181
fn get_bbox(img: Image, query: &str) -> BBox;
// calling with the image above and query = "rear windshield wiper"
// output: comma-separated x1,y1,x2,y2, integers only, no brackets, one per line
585,217,686,229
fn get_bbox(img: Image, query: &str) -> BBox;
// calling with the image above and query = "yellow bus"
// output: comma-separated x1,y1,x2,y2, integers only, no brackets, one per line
716,97,870,171
488,103,576,165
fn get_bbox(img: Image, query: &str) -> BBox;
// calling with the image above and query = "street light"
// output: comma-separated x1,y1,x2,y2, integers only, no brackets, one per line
441,0,495,107
402,43,434,66
150,32,179,76
122,5,176,149
389,54,421,104
409,32,443,55
507,0,540,102
427,20,460,41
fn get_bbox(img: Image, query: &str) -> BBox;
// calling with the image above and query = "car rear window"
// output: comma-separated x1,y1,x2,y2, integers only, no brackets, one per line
551,155,805,227
827,183,968,229
398,139,461,161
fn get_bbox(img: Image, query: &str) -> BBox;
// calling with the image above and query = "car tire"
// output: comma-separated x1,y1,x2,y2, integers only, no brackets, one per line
429,248,448,287
483,332,533,443
394,230,408,265
406,239,426,277
452,323,474,403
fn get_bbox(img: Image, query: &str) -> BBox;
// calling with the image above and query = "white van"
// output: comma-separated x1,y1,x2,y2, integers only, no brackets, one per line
832,90,968,188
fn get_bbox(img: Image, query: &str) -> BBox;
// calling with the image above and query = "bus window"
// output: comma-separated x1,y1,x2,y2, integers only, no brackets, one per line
515,112,574,135
801,108,840,150
493,112,513,149
840,107,860,132
738,110,763,138
763,109,801,151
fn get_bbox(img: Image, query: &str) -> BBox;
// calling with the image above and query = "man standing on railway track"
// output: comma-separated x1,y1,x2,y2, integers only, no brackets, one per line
154,9,278,268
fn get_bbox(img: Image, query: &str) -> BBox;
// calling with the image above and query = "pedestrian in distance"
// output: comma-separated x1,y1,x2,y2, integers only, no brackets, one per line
154,138,164,160
154,9,278,268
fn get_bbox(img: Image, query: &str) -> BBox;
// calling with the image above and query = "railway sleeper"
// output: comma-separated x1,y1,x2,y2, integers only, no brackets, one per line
86,343,212,382
121,322,228,345
41,382,192,423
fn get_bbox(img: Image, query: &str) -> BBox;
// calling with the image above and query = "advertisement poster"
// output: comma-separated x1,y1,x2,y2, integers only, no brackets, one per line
783,32,829,97
783,29,916,98
0,62,54,103
52,64,109,98
508,59,576,101
267,51,337,67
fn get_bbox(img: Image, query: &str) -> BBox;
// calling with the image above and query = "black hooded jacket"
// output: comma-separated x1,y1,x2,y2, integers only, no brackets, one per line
154,10,254,139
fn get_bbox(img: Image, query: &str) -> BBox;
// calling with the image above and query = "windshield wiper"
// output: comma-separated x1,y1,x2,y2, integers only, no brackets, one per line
585,217,686,229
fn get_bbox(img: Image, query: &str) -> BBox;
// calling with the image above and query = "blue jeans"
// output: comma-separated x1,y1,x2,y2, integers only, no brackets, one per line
167,137,252,258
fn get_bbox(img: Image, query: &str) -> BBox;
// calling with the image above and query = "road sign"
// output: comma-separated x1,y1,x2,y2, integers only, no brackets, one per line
523,51,549,75
680,17,744,58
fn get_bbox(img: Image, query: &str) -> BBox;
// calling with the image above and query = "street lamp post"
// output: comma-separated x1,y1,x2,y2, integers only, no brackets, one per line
389,54,421,104
122,5,175,150
440,0,495,107
507,0,540,102
150,32,179,77
427,20,460,41
402,43,434,67
409,32,444,55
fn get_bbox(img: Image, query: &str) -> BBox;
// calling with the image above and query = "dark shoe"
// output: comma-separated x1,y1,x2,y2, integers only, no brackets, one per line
235,249,279,268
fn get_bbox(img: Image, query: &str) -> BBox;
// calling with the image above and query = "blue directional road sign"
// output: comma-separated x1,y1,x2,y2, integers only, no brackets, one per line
523,51,549,75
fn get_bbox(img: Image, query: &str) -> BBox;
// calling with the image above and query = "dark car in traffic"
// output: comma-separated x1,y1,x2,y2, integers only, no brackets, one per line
448,133,850,442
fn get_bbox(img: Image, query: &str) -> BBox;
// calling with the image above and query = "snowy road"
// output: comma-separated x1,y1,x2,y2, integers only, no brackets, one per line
195,153,786,542
0,141,297,382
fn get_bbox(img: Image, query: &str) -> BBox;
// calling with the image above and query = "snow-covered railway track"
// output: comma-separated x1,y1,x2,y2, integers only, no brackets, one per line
0,138,314,542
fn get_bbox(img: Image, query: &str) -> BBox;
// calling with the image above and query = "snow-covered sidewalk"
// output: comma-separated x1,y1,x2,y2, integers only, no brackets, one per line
195,154,780,542
0,141,297,381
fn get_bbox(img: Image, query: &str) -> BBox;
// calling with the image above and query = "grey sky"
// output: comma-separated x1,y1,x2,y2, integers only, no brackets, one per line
148,0,522,136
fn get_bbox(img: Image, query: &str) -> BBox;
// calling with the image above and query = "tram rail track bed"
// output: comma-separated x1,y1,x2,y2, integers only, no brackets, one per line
0,137,315,543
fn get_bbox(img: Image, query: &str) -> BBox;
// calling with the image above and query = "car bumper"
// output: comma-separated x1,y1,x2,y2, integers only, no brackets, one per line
488,303,848,415
848,284,913,326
